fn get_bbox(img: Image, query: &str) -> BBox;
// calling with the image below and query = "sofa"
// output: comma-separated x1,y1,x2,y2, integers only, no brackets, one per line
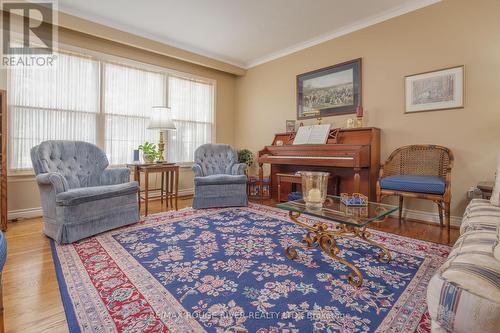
192,143,248,209
31,141,140,244
427,198,500,332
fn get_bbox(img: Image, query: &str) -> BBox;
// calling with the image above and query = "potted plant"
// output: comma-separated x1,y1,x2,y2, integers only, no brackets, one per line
138,142,160,163
238,149,254,167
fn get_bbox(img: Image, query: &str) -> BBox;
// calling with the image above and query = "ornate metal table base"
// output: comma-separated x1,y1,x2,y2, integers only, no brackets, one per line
285,211,392,287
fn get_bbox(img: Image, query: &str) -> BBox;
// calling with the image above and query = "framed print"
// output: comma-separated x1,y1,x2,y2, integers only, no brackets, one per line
297,58,361,119
285,120,296,133
405,65,464,113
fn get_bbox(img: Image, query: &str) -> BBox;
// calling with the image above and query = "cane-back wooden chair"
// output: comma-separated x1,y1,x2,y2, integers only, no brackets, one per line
376,145,453,231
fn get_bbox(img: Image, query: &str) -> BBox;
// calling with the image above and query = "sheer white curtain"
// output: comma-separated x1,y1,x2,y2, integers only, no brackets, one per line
103,62,166,165
9,52,99,170
9,51,215,170
167,75,214,163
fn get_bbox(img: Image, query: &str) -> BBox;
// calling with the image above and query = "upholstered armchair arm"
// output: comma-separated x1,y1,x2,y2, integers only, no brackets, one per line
101,168,131,186
192,163,203,177
36,172,69,194
231,163,247,175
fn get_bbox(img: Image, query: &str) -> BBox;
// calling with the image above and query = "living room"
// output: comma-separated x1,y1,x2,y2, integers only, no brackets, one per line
0,0,499,332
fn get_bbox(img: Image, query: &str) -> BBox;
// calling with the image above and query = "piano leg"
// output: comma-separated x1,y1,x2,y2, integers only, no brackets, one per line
354,168,361,193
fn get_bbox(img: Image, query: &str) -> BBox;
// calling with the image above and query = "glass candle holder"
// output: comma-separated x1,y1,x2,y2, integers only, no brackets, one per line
299,171,329,209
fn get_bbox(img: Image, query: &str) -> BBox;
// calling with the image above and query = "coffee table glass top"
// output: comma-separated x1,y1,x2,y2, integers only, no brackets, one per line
277,196,398,227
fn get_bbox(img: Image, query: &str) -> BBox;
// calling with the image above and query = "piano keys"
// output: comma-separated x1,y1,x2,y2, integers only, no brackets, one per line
257,127,380,202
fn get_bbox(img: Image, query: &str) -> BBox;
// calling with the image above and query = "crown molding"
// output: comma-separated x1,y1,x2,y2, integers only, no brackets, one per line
57,0,440,71
245,0,441,68
57,6,247,70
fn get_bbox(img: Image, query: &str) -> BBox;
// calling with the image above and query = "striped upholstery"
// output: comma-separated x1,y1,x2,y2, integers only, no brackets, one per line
491,155,500,206
461,199,500,234
427,199,500,333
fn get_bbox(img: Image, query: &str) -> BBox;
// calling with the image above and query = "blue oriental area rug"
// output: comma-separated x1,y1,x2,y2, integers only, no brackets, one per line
51,204,450,333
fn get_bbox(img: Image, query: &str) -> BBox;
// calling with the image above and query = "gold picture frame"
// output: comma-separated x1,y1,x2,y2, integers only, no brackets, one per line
405,65,464,113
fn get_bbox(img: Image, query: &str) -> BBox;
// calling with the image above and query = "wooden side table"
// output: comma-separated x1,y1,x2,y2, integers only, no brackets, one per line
127,163,179,216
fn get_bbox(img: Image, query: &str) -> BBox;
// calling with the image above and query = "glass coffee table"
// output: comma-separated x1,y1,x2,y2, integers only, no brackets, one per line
277,196,398,287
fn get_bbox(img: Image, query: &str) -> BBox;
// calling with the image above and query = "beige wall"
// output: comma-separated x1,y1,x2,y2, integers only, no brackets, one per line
235,0,500,218
5,0,500,220
4,27,237,216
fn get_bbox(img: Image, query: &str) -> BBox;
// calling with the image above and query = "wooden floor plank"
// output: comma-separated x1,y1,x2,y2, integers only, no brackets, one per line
3,196,458,332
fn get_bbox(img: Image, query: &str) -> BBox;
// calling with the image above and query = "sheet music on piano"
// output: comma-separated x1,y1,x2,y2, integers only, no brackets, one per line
293,124,332,145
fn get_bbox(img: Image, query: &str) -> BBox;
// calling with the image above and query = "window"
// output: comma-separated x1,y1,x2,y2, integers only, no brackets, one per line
167,76,214,163
9,52,99,169
103,62,166,165
8,50,215,171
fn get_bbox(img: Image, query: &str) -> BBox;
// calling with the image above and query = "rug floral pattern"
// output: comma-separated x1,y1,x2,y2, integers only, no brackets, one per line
52,204,451,333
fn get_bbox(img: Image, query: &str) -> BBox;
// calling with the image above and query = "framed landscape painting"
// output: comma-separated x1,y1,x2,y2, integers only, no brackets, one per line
405,65,464,113
297,58,361,119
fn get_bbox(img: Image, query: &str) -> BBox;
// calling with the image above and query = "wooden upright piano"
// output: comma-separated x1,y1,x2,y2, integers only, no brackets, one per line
257,127,380,201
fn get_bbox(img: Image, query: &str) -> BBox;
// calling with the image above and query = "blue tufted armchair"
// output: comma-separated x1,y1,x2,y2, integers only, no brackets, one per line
0,231,6,332
31,141,140,244
192,144,248,209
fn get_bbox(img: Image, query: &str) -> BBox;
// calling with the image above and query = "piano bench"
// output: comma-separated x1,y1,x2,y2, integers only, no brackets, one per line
277,173,340,202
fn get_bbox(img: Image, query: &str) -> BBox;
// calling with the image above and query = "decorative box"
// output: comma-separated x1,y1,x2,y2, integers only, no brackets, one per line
340,193,368,206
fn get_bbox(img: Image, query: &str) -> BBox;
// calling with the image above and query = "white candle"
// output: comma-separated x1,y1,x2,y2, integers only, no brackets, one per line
308,188,322,202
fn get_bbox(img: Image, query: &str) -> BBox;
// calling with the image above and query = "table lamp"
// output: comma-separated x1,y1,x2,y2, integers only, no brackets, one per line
147,106,176,162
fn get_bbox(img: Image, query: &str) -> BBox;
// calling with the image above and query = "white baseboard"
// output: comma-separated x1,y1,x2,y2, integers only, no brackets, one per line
7,188,196,220
8,190,461,227
391,208,462,227
8,207,43,220
179,188,194,196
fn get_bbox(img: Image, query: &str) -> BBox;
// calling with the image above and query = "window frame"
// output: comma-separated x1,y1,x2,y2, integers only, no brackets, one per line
7,43,217,174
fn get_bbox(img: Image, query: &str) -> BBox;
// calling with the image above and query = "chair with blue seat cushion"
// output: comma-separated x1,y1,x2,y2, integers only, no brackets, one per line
31,141,140,244
192,144,248,209
377,145,453,232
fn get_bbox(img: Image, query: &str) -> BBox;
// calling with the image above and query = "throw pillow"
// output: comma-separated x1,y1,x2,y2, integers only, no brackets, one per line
491,154,500,206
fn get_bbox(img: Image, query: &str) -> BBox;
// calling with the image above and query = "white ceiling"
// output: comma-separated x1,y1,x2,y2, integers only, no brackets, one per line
58,0,440,69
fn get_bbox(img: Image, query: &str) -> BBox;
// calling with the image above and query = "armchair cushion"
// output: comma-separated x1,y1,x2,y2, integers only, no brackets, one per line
0,232,6,272
427,228,500,333
100,168,131,185
35,140,109,189
192,163,203,177
379,175,445,194
194,174,247,186
36,172,69,194
56,181,139,206
194,143,239,176
231,163,247,175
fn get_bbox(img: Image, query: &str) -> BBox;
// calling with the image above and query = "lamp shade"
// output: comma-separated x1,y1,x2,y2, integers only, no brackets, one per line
147,106,176,130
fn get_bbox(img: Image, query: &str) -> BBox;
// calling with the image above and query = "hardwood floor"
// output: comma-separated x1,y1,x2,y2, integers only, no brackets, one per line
2,197,459,332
